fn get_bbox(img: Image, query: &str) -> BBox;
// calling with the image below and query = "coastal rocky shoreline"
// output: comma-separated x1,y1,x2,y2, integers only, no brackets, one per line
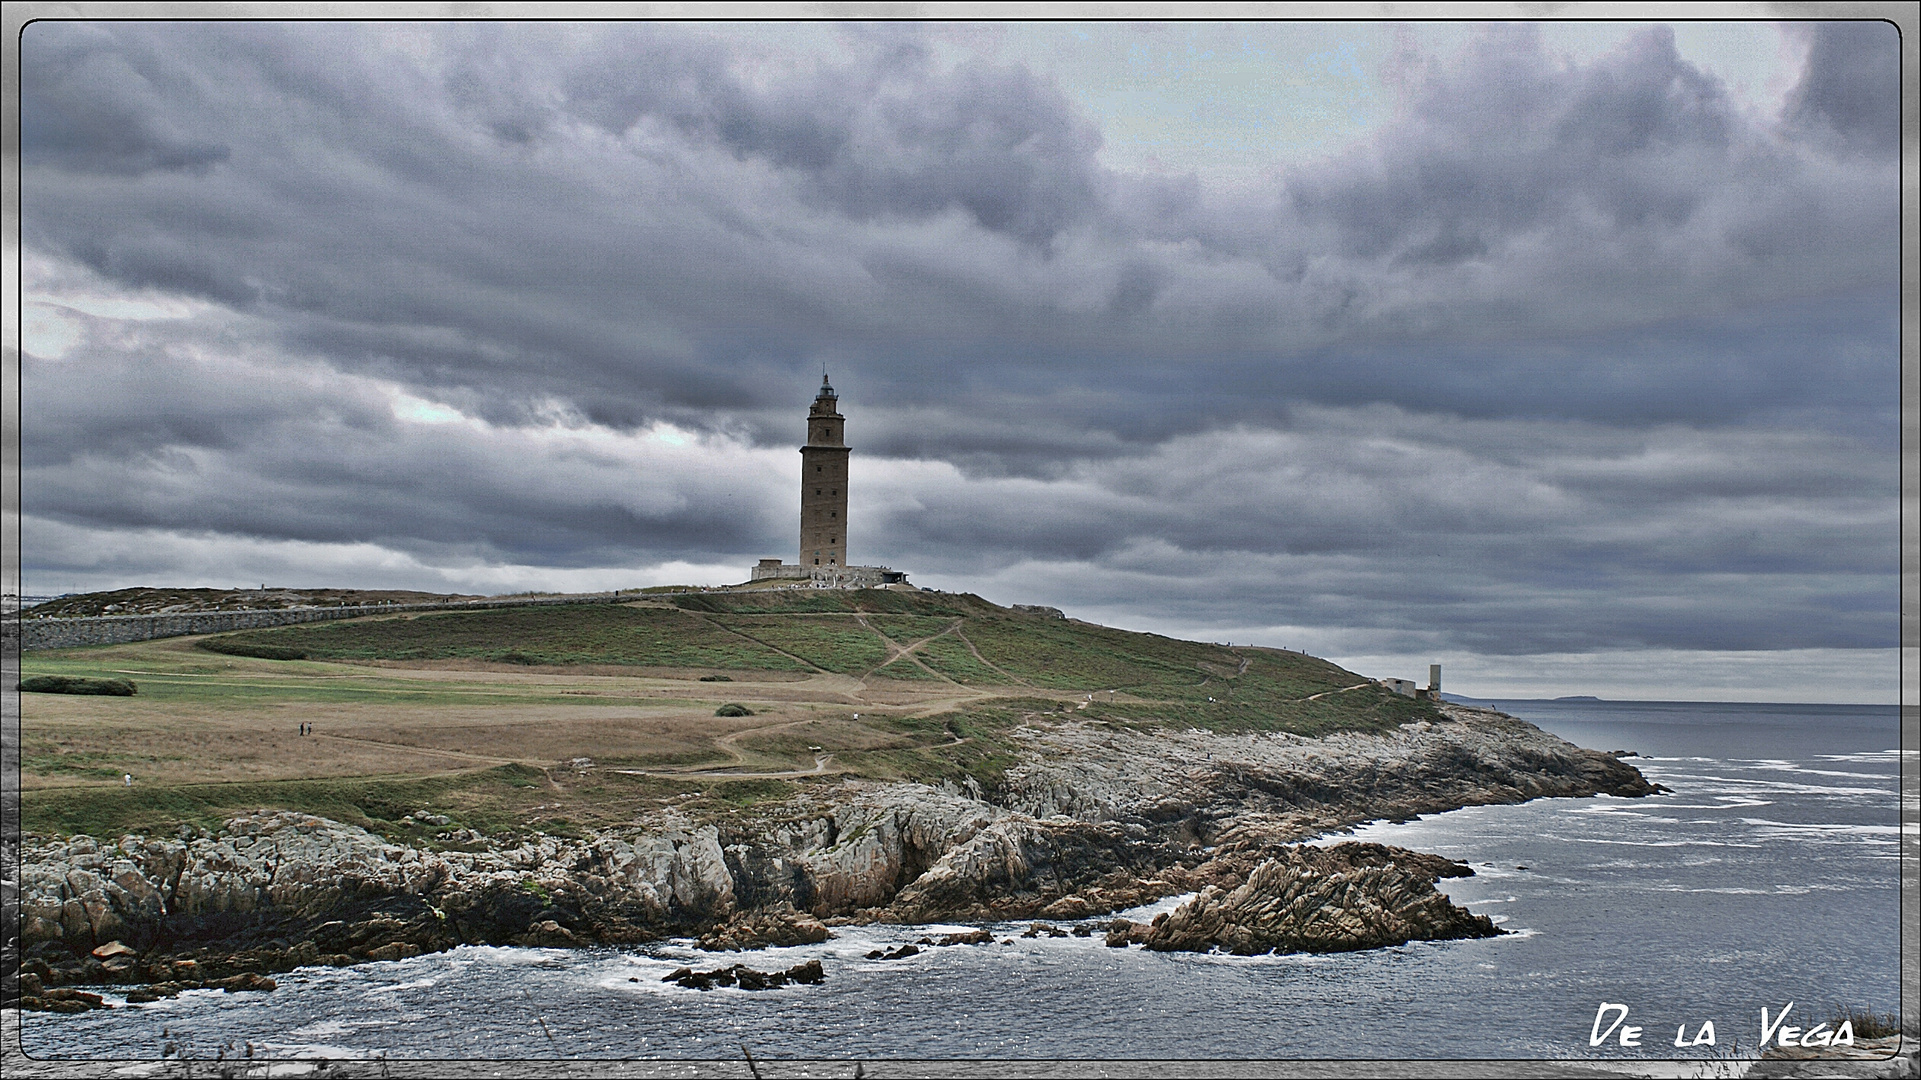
13,706,1658,1010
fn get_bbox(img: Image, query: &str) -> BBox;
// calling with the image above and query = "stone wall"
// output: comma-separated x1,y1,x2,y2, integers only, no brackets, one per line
804,565,906,589
17,593,635,652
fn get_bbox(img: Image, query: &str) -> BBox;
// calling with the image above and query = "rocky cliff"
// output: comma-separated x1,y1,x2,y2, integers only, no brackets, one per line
16,706,1655,997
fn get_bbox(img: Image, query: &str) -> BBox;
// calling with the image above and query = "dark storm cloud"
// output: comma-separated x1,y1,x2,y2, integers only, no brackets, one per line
20,22,230,175
1276,24,1894,346
21,20,1896,444
1785,20,1902,154
1291,23,1734,255
17,20,1902,671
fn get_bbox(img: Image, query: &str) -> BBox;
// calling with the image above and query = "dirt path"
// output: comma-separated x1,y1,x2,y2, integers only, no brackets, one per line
306,732,518,767
622,715,845,779
951,627,1032,686
108,669,389,680
851,614,964,682
613,753,836,781
1303,682,1374,701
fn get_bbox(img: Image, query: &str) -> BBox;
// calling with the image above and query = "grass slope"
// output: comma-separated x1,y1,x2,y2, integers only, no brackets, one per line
20,590,1441,838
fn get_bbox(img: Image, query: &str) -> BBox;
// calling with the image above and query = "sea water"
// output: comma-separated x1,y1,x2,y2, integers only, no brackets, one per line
19,700,1906,1063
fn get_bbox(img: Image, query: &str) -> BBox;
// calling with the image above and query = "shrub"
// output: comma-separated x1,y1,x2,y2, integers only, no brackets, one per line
715,703,754,717
19,675,137,696
1826,1006,1906,1039
698,674,733,682
198,638,308,661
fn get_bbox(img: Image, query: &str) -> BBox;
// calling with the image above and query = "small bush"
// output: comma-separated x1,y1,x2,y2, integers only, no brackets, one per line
19,675,137,696
495,651,539,665
698,674,733,682
715,703,753,717
1826,1007,1905,1039
198,638,308,661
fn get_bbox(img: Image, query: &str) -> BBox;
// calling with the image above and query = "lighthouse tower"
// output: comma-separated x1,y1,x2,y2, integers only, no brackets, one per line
747,375,906,588
798,373,850,568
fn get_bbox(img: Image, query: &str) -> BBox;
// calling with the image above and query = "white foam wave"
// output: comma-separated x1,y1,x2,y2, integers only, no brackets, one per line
1737,819,1901,835
1556,836,1760,848
457,945,574,965
256,1041,376,1060
1735,820,1901,845
1115,891,1198,921
1666,775,1890,797
374,977,438,991
1740,762,1898,780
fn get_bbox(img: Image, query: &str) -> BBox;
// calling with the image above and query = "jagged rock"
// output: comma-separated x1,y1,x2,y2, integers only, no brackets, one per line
124,980,186,1004
210,972,277,992
23,988,111,1012
517,920,578,948
1141,843,1501,956
697,905,830,951
91,940,136,959
1040,895,1093,919
22,997,91,1014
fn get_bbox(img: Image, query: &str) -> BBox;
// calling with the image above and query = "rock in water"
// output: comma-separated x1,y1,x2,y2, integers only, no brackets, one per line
662,959,826,991
1141,842,1502,956
696,905,831,951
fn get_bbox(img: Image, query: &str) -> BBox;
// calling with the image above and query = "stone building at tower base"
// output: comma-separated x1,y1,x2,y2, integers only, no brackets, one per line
749,559,908,589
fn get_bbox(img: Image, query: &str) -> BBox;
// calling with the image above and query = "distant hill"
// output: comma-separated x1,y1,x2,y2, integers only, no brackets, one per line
22,586,483,619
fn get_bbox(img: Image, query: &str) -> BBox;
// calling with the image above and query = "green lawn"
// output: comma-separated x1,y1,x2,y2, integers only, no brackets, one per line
195,604,809,671
708,615,892,674
860,614,957,643
913,630,1022,684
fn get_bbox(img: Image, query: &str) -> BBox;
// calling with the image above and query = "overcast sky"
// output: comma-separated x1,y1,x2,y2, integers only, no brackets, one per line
13,15,1906,702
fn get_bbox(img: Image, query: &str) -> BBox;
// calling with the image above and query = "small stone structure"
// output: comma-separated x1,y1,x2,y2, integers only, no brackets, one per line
749,561,905,589
1378,664,1442,700
750,559,811,582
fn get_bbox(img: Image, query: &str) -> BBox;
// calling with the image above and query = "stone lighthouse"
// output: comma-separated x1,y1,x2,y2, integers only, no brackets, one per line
748,375,907,588
799,372,850,567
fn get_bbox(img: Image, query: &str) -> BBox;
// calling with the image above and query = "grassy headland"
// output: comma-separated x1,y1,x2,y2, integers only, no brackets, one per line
19,589,1440,839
